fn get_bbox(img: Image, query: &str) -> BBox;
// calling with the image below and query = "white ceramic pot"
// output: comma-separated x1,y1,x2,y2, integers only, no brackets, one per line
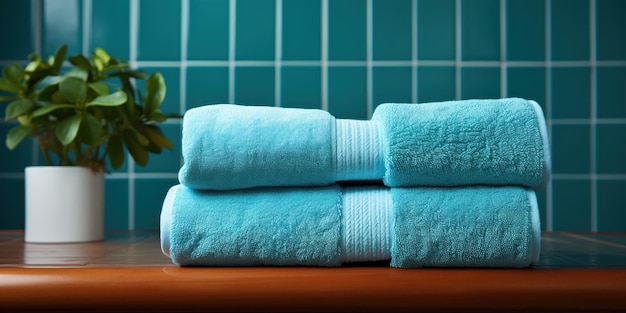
25,166,104,243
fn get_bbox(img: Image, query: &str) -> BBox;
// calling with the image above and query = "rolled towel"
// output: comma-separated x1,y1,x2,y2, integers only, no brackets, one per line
179,98,550,190
161,185,540,267
373,98,551,188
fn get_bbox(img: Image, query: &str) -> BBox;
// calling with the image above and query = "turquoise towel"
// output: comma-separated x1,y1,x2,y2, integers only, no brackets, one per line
178,99,550,190
372,98,551,188
390,186,540,268
161,185,540,267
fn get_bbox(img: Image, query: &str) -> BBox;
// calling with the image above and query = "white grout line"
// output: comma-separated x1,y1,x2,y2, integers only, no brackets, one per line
31,0,42,165
128,0,140,230
551,118,626,125
274,0,282,107
545,0,553,232
321,0,328,111
590,0,598,232
366,0,373,118
32,0,42,55
180,0,189,114
82,0,92,55
121,59,626,68
411,0,418,103
455,0,461,100
229,0,236,103
499,0,507,98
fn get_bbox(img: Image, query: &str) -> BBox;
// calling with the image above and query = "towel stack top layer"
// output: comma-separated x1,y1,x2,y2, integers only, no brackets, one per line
179,98,550,190
373,98,551,188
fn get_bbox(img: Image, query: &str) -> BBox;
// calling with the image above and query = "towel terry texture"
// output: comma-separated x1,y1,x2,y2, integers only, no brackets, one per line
178,98,550,190
161,185,540,267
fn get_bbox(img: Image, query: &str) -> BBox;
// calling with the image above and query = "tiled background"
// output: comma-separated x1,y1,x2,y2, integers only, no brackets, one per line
1,0,625,232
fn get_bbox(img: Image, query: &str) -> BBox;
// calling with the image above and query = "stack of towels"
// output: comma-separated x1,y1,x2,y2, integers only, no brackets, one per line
160,98,551,268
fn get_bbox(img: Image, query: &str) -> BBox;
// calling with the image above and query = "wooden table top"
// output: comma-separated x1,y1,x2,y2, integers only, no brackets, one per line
1,231,626,312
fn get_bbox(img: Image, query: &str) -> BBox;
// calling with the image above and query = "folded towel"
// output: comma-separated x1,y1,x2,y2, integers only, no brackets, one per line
373,98,551,188
161,185,540,267
390,186,541,268
179,98,550,190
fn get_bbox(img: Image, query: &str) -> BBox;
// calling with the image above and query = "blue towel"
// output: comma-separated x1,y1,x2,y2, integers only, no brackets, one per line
161,185,540,267
372,98,551,188
178,99,550,190
390,186,540,268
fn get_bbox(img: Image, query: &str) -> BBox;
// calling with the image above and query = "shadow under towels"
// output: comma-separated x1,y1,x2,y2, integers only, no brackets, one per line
178,98,550,190
161,185,540,268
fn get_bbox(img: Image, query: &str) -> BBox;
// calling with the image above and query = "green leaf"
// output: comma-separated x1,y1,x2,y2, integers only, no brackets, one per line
94,48,111,64
60,76,87,103
68,54,93,70
3,64,24,84
5,125,31,150
52,44,67,71
25,57,42,72
141,124,173,149
106,134,125,169
131,127,150,146
65,66,89,81
88,81,110,96
37,83,60,102
5,99,34,120
144,72,166,113
148,110,167,123
78,112,102,145
123,130,148,166
0,95,18,102
86,90,127,107
55,114,82,145
31,104,75,118
93,57,104,73
0,78,19,93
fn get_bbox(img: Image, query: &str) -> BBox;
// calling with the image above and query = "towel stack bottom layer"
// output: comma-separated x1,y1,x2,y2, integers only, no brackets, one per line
161,185,540,267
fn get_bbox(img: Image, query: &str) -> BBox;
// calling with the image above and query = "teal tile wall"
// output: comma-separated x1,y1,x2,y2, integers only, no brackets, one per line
1,0,626,232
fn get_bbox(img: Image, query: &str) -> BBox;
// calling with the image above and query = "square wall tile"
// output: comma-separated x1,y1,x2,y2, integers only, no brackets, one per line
234,66,275,105
460,67,500,99
506,0,544,61
137,67,181,115
551,0,589,61
597,66,626,118
597,180,626,232
236,0,275,60
551,125,590,174
135,124,182,173
42,0,82,57
551,67,590,119
373,0,412,61
0,123,34,173
281,66,321,109
188,0,229,60
134,178,178,230
104,178,129,230
417,0,455,61
282,0,321,61
372,67,412,107
461,0,500,61
329,0,366,61
0,178,25,229
596,0,626,61
417,66,455,103
186,66,229,109
91,0,130,60
0,1,33,59
552,179,591,232
328,67,367,119
138,0,181,61
596,124,626,174
507,67,545,107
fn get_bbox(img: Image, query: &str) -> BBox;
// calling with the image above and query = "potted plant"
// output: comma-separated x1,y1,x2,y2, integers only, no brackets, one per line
0,44,177,243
